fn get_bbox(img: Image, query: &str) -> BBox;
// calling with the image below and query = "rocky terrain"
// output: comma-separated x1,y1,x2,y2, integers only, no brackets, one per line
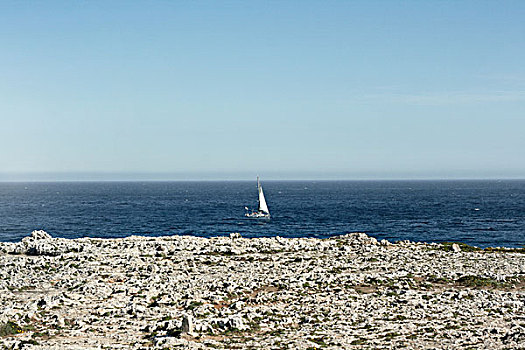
0,230,524,349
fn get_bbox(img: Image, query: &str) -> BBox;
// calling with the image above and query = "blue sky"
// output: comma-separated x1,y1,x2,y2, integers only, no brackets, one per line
1,1,524,180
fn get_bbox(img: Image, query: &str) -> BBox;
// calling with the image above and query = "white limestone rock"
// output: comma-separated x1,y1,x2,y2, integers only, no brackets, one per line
23,230,53,241
229,232,242,239
0,231,523,349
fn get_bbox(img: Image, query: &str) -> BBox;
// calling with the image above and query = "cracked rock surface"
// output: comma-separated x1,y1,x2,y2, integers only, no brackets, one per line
1,230,524,349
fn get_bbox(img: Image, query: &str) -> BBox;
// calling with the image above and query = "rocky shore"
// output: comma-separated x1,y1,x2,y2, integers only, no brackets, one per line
1,231,524,349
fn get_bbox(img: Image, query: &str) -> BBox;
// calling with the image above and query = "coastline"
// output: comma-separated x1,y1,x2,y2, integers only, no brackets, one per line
1,231,524,349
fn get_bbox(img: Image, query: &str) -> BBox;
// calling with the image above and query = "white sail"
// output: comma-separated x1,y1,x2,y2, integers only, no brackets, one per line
258,185,269,214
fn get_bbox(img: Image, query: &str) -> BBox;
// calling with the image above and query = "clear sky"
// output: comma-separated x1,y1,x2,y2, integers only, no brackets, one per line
1,1,524,180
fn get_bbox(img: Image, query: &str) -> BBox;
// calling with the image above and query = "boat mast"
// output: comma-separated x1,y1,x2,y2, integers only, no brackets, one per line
256,175,260,210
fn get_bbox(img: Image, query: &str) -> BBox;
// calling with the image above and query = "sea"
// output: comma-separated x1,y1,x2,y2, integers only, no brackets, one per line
0,180,524,248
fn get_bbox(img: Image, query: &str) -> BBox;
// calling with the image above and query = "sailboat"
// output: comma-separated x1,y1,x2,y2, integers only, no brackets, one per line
245,176,270,218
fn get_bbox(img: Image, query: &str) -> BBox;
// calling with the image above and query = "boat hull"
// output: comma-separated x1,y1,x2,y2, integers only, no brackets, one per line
245,211,270,218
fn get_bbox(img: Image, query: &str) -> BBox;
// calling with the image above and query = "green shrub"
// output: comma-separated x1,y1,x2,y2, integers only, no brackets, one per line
455,275,500,288
0,321,22,336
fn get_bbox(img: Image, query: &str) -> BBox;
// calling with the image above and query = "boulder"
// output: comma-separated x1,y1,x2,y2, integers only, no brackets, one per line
23,230,52,241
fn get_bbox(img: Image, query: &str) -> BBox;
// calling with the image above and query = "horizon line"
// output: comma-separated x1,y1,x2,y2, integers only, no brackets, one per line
0,172,524,182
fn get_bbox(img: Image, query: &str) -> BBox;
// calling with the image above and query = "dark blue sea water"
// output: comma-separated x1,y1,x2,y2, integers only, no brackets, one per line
0,180,524,248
